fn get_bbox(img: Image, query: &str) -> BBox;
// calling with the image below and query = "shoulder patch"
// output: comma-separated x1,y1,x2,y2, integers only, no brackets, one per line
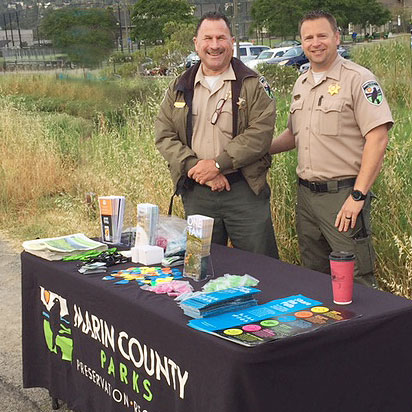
362,80,383,105
259,76,274,99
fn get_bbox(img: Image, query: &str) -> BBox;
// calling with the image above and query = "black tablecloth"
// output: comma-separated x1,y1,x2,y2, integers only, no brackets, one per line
22,244,412,412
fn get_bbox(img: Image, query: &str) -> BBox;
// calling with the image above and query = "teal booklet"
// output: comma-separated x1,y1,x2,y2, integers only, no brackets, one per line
188,294,358,347
180,287,260,319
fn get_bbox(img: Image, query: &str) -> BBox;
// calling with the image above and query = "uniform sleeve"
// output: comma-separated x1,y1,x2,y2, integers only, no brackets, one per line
352,71,394,137
154,79,198,179
215,77,276,170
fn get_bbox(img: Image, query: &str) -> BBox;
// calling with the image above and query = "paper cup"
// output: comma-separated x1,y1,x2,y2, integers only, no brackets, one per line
329,251,355,305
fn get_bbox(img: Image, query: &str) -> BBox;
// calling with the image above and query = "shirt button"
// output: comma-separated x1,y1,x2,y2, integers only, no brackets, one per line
305,147,308,150
305,127,309,130
306,167,309,170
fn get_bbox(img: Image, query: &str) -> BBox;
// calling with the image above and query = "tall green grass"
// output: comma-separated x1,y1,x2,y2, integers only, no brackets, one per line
0,37,410,297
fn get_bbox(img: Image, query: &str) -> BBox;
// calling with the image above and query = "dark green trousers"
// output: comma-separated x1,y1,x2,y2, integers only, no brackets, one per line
296,184,377,287
182,180,278,258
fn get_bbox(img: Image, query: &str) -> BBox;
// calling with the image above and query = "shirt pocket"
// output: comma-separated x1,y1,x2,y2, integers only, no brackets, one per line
216,99,233,137
316,100,344,136
289,100,304,135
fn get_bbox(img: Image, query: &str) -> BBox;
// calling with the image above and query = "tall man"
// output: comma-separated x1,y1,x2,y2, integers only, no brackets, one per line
155,11,278,258
270,11,393,286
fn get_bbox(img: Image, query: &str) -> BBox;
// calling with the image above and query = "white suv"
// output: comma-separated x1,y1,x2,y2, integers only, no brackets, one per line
234,43,270,63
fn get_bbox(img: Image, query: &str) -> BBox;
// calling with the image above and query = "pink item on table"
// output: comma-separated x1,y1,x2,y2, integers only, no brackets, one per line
141,280,193,298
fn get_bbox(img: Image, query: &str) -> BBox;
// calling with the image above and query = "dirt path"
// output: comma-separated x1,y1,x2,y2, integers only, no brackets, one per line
0,239,72,411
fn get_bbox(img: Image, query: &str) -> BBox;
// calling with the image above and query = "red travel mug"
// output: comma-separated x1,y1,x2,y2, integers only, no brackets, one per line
329,251,355,305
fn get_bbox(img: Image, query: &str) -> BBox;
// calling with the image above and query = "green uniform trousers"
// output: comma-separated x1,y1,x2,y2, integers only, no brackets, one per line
296,184,377,287
182,179,279,258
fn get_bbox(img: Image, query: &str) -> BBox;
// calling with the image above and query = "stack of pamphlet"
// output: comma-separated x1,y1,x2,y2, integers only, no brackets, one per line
135,203,159,246
22,233,107,261
183,214,214,281
180,287,261,319
98,196,125,244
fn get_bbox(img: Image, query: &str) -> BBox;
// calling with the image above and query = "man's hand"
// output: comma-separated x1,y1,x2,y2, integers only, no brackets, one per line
335,196,364,232
205,174,231,192
188,159,220,185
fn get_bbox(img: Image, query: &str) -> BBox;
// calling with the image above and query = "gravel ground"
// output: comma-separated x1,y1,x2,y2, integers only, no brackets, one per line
0,239,72,412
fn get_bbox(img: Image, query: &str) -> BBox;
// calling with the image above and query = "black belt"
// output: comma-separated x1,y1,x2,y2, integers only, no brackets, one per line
298,177,356,193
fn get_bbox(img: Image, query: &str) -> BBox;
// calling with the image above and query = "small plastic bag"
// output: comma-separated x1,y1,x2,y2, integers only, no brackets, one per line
155,215,187,257
202,273,260,293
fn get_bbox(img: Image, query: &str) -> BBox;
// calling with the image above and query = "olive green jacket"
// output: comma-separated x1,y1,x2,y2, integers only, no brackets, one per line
154,57,275,195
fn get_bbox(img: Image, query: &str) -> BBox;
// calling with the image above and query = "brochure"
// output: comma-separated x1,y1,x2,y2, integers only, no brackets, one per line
22,233,107,261
183,215,214,281
98,196,125,244
188,294,359,347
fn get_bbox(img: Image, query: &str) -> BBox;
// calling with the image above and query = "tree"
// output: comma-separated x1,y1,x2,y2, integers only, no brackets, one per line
251,0,305,39
40,8,117,68
251,0,392,39
130,0,194,45
344,0,391,30
302,0,391,30
149,21,197,74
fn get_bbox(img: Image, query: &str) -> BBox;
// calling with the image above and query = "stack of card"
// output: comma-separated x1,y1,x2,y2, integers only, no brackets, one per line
135,203,159,246
180,287,261,319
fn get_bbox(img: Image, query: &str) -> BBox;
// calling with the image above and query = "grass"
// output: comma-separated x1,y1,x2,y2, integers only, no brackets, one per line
0,36,411,298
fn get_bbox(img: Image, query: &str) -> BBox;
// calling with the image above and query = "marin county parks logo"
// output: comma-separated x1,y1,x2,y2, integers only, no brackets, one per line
362,80,383,105
40,287,73,362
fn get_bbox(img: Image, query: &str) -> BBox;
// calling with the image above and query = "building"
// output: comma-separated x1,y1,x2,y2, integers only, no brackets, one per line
0,29,34,47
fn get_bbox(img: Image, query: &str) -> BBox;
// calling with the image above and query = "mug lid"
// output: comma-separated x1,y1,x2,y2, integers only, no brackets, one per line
329,251,355,261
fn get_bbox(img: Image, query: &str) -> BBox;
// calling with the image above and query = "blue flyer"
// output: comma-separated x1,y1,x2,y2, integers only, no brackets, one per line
188,294,322,332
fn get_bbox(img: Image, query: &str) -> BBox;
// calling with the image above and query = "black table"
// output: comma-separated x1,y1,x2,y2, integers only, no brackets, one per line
22,244,412,412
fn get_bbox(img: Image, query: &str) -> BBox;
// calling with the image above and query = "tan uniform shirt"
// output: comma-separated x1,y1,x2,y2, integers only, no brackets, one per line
192,64,235,167
288,55,393,181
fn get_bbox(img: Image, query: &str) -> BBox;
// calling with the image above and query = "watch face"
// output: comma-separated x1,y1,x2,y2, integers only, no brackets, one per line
352,190,364,201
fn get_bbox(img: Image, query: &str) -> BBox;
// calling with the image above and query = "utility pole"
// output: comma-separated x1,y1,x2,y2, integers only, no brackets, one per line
8,14,15,47
233,0,240,59
124,2,130,52
117,2,124,52
3,15,10,48
15,11,23,49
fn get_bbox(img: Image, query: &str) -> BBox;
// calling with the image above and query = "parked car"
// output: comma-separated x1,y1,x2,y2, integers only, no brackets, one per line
272,40,301,48
185,44,270,67
266,46,308,69
185,51,200,68
246,46,292,70
298,46,350,73
233,43,270,63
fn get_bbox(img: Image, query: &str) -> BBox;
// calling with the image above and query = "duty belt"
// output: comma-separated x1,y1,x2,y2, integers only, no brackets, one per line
298,177,356,193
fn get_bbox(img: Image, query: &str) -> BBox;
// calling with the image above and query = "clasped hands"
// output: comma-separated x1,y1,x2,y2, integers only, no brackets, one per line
188,159,231,192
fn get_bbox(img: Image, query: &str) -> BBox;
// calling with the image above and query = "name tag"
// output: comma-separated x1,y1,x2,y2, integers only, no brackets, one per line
174,101,186,108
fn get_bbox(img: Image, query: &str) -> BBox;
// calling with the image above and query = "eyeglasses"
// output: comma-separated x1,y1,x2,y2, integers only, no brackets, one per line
211,93,230,125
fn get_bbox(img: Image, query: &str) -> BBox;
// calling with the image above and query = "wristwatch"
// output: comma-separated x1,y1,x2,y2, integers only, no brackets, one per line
351,190,367,201
215,161,221,170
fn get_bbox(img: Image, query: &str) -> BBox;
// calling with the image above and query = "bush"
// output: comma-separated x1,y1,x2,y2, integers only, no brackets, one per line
256,64,299,96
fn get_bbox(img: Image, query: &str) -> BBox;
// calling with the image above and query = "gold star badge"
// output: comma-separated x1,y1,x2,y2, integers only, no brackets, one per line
328,83,341,96
237,97,246,108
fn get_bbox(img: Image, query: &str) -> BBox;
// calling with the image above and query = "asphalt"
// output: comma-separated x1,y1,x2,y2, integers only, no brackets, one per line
0,239,72,412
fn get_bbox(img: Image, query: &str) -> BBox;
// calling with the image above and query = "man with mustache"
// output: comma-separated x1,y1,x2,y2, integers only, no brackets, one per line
155,11,278,257
270,11,393,286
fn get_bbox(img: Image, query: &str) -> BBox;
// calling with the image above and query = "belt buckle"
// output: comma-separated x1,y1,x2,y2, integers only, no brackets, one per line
309,181,317,192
